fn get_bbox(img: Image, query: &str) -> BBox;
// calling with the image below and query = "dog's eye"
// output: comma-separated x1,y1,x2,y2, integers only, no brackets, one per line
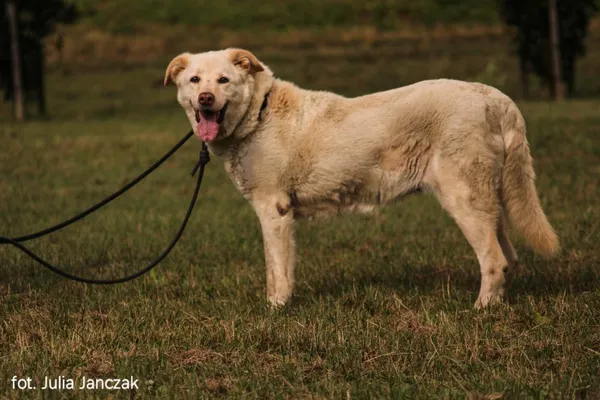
190,76,200,83
218,77,229,84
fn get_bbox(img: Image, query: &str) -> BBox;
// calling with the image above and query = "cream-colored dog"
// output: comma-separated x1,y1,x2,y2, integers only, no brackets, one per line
165,48,559,309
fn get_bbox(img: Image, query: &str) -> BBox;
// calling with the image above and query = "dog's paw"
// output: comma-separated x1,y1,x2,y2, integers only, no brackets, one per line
474,290,505,309
268,294,291,309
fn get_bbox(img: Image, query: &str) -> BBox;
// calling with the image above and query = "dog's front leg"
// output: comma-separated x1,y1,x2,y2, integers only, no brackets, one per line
252,193,295,308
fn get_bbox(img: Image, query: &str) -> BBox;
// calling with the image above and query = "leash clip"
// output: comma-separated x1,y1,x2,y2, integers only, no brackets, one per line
191,142,210,177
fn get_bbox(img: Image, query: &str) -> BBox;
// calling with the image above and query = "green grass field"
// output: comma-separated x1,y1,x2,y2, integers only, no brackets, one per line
1,30,600,398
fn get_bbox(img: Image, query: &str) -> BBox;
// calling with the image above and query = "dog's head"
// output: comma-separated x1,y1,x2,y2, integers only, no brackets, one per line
164,48,268,142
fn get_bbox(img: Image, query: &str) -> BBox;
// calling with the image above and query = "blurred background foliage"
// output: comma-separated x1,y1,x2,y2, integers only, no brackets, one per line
71,0,504,33
1,0,600,120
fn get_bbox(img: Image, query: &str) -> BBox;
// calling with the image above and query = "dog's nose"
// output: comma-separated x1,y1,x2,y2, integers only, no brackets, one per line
198,92,215,108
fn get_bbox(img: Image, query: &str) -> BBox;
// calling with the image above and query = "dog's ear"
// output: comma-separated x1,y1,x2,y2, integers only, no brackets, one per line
229,48,264,74
164,53,190,86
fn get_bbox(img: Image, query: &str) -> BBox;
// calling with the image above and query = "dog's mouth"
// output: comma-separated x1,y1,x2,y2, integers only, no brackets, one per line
194,102,228,142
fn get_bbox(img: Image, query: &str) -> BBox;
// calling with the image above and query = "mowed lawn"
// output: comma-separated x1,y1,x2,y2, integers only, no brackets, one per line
1,47,599,399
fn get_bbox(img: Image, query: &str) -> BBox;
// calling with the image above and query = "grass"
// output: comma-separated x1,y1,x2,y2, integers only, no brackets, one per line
1,35,600,399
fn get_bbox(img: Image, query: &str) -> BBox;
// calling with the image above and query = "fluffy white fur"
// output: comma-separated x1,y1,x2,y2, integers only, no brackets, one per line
165,48,559,309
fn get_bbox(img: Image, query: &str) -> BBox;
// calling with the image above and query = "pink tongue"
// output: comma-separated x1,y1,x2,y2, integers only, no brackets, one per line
196,113,219,142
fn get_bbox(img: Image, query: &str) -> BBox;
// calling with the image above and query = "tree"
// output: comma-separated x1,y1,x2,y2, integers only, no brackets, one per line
548,0,564,100
5,0,23,121
1,0,78,118
499,0,598,98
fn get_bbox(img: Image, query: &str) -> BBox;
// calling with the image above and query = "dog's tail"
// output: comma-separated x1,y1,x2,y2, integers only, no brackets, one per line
501,102,559,257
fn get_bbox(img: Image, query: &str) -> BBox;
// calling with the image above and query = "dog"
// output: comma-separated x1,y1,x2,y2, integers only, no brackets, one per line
164,48,559,309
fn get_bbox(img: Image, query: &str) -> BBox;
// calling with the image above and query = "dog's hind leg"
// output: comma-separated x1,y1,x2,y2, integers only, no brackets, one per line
252,192,296,308
496,214,519,292
497,215,518,266
432,156,509,308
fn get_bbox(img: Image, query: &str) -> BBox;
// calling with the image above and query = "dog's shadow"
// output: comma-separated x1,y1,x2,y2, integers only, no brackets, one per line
294,253,596,306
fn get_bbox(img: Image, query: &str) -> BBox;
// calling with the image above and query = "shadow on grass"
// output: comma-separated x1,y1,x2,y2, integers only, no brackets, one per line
295,255,597,306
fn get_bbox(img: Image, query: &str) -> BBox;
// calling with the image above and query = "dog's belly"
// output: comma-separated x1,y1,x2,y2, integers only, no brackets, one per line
292,198,376,219
290,168,423,219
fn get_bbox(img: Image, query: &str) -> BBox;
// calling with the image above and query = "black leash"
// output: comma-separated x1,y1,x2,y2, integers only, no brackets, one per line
0,130,211,284
2,130,195,244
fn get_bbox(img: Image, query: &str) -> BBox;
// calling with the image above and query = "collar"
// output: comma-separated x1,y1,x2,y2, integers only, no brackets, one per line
258,90,271,122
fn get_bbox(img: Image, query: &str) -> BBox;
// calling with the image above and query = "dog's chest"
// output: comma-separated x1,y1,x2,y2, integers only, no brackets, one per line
225,163,247,195
224,159,250,198
222,142,258,198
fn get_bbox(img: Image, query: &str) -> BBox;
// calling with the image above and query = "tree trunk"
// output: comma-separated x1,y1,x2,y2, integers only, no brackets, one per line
6,0,24,121
548,0,564,100
36,45,47,116
519,57,530,100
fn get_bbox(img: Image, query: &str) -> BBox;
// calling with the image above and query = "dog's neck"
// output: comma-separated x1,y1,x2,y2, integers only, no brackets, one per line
239,73,275,134
258,90,271,122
